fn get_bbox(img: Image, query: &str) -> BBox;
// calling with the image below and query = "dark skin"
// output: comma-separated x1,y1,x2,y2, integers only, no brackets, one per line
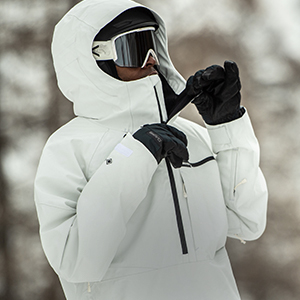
115,55,158,81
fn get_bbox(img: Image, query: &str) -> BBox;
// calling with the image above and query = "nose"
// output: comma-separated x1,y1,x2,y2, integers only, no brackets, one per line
143,54,157,68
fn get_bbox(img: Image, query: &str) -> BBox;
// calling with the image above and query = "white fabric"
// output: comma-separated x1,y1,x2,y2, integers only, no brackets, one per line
34,0,268,299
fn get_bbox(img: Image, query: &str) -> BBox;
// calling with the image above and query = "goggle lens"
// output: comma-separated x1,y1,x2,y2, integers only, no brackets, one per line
114,29,159,68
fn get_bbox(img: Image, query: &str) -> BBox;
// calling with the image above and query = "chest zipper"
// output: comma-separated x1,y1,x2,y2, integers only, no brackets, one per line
154,86,188,255
166,158,188,255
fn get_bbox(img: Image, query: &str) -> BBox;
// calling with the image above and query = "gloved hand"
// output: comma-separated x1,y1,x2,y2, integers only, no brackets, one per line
186,60,245,125
133,123,189,168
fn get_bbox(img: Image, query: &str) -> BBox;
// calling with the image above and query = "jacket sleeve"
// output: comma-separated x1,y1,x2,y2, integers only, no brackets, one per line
34,133,157,283
205,110,268,241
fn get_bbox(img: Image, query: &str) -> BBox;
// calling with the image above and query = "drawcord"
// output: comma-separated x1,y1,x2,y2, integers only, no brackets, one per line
235,234,246,244
234,179,247,192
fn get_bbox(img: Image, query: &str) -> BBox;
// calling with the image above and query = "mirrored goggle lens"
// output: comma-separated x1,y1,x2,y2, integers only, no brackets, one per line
114,30,159,67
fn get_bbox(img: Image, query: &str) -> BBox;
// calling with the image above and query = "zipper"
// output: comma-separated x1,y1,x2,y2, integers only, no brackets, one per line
87,282,91,293
230,149,239,200
154,86,188,255
166,158,188,255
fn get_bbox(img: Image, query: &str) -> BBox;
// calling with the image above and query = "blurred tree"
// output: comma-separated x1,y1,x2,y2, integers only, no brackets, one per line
0,111,14,299
0,0,78,299
0,5,16,299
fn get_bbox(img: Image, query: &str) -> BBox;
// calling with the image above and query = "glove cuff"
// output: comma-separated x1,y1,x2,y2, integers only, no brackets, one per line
133,127,163,164
205,107,246,125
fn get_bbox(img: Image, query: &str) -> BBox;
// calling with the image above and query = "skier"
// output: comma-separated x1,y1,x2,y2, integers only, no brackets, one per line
34,0,268,299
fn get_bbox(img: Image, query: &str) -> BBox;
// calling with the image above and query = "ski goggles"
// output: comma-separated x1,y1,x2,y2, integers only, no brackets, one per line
92,27,159,68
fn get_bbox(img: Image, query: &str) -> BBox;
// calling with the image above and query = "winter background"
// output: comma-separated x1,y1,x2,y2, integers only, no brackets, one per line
0,0,300,299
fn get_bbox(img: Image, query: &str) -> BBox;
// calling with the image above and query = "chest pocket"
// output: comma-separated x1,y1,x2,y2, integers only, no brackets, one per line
180,157,228,259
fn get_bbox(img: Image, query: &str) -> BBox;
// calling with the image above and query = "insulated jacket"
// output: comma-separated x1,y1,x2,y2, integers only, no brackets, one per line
34,0,268,299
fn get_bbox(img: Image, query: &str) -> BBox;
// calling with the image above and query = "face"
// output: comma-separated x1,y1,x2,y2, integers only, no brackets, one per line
115,55,158,81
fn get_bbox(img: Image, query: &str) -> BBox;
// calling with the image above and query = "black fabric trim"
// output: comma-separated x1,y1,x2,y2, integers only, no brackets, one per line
182,156,215,168
96,60,120,79
157,70,194,123
154,86,163,123
158,71,178,118
166,158,188,255
166,87,194,123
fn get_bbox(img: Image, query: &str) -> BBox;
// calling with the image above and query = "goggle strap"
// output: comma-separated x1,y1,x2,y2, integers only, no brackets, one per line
92,41,116,61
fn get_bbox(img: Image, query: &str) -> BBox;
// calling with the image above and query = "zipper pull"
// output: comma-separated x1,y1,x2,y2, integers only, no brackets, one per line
180,174,188,199
234,178,247,193
235,234,246,244
87,282,91,293
183,182,188,199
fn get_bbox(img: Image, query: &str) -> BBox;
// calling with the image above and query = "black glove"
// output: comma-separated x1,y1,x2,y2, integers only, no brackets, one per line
186,60,245,125
133,123,189,168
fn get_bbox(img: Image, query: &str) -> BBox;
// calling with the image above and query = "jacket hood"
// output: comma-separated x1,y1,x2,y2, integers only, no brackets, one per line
51,0,186,130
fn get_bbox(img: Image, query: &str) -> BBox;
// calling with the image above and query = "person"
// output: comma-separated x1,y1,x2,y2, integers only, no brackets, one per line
34,0,268,299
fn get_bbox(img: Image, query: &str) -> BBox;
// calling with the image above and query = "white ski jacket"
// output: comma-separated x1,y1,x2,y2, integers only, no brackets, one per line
34,0,268,299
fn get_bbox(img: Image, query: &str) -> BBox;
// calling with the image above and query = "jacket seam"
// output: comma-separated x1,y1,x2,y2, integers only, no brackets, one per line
86,128,110,179
37,202,75,211
99,253,228,283
67,14,99,30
